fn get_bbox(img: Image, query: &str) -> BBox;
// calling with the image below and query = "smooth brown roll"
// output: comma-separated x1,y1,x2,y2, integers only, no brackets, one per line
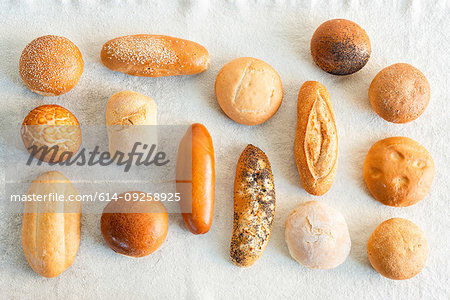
101,192,168,257
369,63,430,123
215,57,283,126
19,35,84,96
311,19,371,75
368,218,428,280
363,137,434,207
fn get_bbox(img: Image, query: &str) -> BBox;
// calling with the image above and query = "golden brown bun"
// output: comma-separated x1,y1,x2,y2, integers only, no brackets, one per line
19,35,84,96
21,105,82,163
294,81,338,196
369,63,430,123
230,144,276,267
101,34,210,77
363,137,434,207
215,57,283,126
101,192,168,257
311,19,371,75
22,171,81,278
368,218,428,280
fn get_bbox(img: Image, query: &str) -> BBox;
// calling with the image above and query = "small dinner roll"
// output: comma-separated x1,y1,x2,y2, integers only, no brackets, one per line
368,218,428,280
215,57,283,125
19,35,84,96
285,201,351,269
369,63,430,123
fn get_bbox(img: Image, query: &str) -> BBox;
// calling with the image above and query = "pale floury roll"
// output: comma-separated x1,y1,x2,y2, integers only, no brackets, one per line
106,91,157,163
285,201,351,269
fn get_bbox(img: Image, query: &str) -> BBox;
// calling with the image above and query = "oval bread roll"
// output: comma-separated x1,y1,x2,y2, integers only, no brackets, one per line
294,81,338,196
230,144,276,267
21,171,81,278
101,34,210,77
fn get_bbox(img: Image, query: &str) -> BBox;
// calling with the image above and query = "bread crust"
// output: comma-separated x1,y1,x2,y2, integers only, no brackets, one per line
21,171,81,278
368,218,428,280
101,34,210,77
363,136,434,207
230,144,275,267
176,123,215,234
294,81,338,196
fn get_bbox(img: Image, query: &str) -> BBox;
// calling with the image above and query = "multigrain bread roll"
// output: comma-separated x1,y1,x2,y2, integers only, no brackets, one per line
294,81,338,196
230,144,276,267
369,63,430,123
363,136,434,207
106,91,157,162
176,123,215,235
101,34,210,77
285,201,351,269
21,171,81,278
215,57,283,125
19,35,84,96
101,191,169,257
368,218,428,280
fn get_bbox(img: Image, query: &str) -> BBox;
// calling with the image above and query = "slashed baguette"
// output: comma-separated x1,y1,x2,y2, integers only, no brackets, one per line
294,81,338,196
230,144,275,267
101,34,210,77
21,171,81,278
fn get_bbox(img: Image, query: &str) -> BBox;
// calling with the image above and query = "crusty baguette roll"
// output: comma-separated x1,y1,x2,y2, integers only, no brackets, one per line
230,144,276,267
21,171,81,278
294,81,338,196
106,91,157,162
101,34,210,77
176,123,215,234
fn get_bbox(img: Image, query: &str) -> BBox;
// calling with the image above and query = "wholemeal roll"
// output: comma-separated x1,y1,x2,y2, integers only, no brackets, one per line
368,218,428,280
285,201,351,269
19,35,84,96
215,57,283,125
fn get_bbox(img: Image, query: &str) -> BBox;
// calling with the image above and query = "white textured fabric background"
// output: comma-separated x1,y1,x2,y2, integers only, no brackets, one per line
0,0,449,299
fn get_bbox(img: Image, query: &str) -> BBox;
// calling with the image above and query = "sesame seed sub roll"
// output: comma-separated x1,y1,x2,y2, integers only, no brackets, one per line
100,34,210,77
230,144,276,267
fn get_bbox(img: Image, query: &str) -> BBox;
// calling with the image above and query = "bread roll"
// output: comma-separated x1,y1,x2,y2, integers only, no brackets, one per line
21,171,81,277
363,136,434,207
101,34,210,77
176,123,215,234
106,91,157,162
285,201,351,269
101,191,168,257
369,63,430,123
294,81,338,196
19,35,84,96
230,144,276,267
311,19,371,75
215,57,283,125
21,105,82,163
368,218,428,280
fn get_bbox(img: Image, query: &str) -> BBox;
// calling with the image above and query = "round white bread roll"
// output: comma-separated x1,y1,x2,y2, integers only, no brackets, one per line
215,57,283,126
285,201,351,269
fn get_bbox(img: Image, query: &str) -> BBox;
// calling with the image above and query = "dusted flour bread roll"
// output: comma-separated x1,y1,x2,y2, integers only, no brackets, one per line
368,218,428,280
294,81,338,196
21,105,82,163
215,57,283,125
101,34,210,77
19,35,84,96
369,63,430,123
285,201,351,269
101,191,169,257
22,171,81,277
363,137,434,207
106,91,157,161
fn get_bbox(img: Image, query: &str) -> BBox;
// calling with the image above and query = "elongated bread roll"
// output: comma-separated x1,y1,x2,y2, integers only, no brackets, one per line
230,144,276,267
101,34,210,77
294,81,338,196
21,171,81,278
